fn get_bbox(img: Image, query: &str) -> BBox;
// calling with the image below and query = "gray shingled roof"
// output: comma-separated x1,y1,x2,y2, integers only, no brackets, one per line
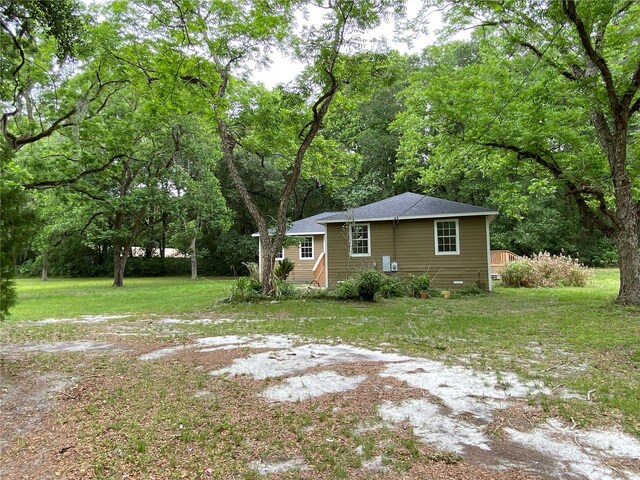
286,212,341,235
317,192,497,224
251,212,340,237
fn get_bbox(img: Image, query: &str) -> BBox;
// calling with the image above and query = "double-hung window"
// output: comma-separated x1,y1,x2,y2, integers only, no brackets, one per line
275,248,285,260
434,219,459,255
299,236,313,259
350,223,370,257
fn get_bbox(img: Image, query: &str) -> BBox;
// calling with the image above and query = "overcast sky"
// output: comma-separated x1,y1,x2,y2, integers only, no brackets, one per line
253,3,445,89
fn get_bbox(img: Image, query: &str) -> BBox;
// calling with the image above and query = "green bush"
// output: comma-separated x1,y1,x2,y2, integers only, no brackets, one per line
230,276,262,302
379,275,405,298
357,269,384,301
275,258,295,281
334,278,358,299
502,252,591,288
501,260,536,287
407,273,431,297
276,279,298,297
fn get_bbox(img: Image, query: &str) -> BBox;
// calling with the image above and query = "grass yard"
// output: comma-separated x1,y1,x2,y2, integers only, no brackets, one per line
10,276,233,321
2,269,640,479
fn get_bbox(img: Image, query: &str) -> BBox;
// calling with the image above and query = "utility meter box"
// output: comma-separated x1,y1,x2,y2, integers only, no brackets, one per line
391,261,398,272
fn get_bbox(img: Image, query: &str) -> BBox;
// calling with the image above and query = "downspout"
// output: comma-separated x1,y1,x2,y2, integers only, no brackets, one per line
324,230,329,288
485,216,493,292
258,238,262,280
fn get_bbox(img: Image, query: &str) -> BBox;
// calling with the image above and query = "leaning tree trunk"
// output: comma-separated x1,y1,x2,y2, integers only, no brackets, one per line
41,250,49,281
190,236,197,280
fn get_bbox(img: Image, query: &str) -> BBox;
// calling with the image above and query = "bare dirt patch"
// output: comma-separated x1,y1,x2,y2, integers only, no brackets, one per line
0,369,77,479
1,333,639,480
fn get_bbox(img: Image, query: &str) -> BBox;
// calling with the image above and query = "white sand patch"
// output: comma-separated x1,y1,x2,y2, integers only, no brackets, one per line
2,340,119,354
361,455,385,472
139,335,297,360
33,314,130,325
378,399,490,454
211,343,411,380
380,360,548,420
157,317,239,325
505,425,617,480
197,335,295,353
249,458,308,475
138,344,191,360
261,371,366,402
505,418,640,479
578,427,640,458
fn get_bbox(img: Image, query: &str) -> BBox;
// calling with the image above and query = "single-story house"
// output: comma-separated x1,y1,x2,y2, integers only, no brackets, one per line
254,192,498,291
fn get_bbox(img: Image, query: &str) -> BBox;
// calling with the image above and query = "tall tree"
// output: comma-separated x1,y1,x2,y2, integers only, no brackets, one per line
401,1,640,304
118,0,403,294
1,0,85,318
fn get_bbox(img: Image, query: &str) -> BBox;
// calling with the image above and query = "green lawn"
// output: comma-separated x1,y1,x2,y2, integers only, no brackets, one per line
6,269,640,435
10,276,233,321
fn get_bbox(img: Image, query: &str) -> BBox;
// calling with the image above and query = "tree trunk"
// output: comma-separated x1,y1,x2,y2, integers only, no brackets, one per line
615,224,640,304
260,237,277,295
190,236,197,280
610,132,640,304
113,246,128,287
41,250,48,281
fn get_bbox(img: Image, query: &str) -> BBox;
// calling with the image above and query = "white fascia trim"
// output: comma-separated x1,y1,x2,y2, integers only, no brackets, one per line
434,218,460,256
318,211,499,224
324,233,329,288
485,216,493,292
251,231,325,237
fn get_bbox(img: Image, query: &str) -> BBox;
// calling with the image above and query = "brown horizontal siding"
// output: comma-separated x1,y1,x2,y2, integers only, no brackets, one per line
326,217,489,289
281,234,325,286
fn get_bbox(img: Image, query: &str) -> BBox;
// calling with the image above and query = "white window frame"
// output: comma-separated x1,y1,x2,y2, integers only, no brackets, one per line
298,236,314,260
434,219,460,255
349,223,371,257
275,247,285,260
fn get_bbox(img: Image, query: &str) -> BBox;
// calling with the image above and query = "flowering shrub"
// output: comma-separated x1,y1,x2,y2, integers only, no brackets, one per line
501,252,591,288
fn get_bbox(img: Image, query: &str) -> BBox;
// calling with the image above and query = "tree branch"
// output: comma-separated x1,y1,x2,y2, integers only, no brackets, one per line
482,141,616,234
562,0,619,113
23,154,125,190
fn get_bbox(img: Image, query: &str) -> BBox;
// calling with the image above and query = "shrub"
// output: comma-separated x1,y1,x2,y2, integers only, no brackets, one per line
379,276,405,298
275,258,295,281
501,260,536,288
502,252,591,288
230,276,262,302
357,269,384,301
407,273,431,297
334,278,358,300
276,279,298,297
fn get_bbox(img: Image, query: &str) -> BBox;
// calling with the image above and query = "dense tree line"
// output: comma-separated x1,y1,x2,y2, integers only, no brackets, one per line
1,0,638,316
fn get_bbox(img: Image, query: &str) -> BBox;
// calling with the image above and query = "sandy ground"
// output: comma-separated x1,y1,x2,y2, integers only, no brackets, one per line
1,317,639,479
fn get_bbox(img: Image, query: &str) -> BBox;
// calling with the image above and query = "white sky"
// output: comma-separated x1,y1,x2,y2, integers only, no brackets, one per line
253,3,445,89
86,0,449,89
